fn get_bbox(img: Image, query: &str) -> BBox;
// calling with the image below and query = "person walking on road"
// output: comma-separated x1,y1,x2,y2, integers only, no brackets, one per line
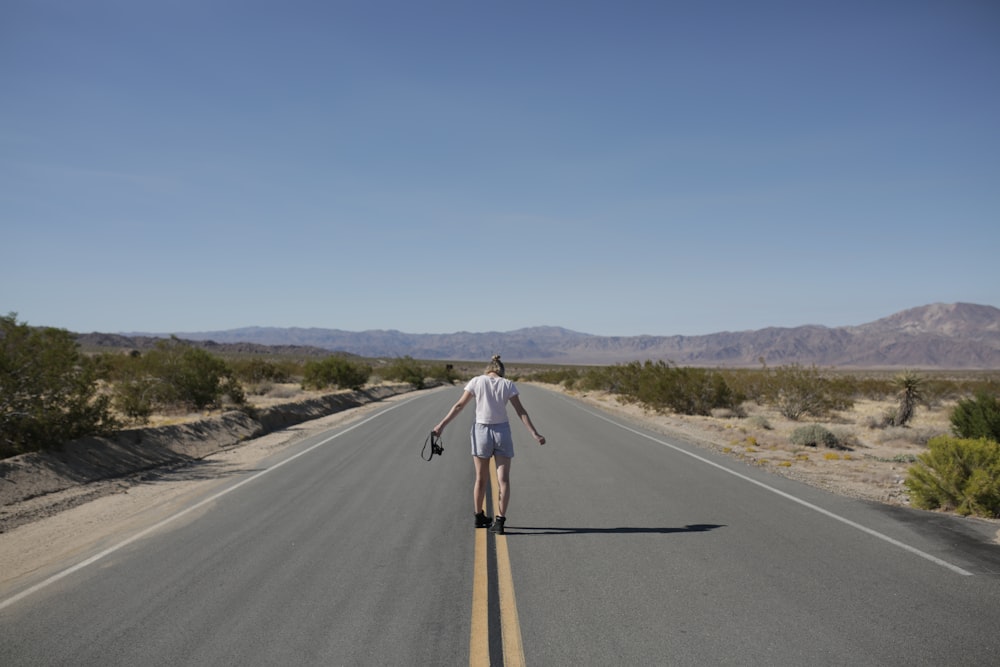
432,355,545,534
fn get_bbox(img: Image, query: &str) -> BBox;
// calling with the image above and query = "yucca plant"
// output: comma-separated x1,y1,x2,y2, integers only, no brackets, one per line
884,370,924,427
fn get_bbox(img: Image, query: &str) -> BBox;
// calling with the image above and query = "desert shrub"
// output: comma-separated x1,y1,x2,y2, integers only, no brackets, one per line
229,359,293,397
908,427,946,446
595,362,643,398
571,361,740,416
146,342,245,409
1,313,119,456
950,392,1000,442
96,352,151,422
826,373,860,405
426,363,461,385
109,339,246,412
711,405,747,419
829,427,861,450
302,356,371,391
111,365,158,423
943,376,1000,402
767,364,853,420
919,377,960,406
718,367,769,405
379,356,427,389
790,424,841,449
574,367,605,392
231,358,291,386
873,426,944,447
905,436,1000,517
747,415,772,430
634,361,678,412
853,375,895,400
533,367,581,388
638,361,741,416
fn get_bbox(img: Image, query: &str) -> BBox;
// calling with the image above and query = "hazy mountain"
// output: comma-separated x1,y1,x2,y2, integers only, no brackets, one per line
119,303,1000,369
74,333,338,358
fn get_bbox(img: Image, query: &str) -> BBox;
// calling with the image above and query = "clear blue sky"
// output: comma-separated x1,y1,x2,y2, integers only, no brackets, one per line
3,1,998,337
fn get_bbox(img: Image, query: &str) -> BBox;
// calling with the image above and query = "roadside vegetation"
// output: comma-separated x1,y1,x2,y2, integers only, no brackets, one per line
3,313,999,517
904,392,1000,517
0,315,459,459
1,314,119,457
530,361,1000,518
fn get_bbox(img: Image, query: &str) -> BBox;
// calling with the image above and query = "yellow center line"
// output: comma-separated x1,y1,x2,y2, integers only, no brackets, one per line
469,526,489,666
469,458,528,666
491,458,526,667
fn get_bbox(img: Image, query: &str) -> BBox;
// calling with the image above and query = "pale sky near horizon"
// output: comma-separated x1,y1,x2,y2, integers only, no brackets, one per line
2,1,998,337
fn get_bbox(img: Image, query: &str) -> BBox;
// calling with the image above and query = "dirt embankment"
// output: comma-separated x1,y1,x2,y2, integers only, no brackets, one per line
0,384,413,532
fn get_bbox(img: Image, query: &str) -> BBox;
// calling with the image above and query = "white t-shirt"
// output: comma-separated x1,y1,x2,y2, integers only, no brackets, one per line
464,374,519,424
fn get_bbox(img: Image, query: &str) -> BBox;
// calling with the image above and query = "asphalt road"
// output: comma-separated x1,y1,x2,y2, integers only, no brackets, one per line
2,384,999,666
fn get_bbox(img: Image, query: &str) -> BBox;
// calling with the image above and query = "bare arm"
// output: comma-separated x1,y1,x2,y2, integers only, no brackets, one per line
509,395,545,445
433,391,474,436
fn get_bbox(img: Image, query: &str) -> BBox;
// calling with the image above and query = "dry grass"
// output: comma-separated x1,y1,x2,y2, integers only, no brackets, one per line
136,383,330,428
551,387,958,507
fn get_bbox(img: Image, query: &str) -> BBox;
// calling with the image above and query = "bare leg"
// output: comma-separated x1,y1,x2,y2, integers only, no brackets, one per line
494,455,511,517
473,456,491,514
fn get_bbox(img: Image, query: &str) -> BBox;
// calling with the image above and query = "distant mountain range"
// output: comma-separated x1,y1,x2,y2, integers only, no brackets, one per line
93,302,1000,369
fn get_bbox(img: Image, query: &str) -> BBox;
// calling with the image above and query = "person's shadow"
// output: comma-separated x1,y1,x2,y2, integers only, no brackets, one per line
506,524,725,536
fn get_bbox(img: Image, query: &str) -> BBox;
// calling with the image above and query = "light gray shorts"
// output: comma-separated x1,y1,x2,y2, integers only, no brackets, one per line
471,422,515,459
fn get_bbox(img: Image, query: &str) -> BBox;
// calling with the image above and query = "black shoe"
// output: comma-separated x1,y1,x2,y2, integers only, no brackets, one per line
475,511,493,528
489,516,506,534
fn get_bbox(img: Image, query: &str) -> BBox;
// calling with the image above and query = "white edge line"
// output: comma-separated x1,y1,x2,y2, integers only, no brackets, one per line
568,399,974,577
0,396,421,612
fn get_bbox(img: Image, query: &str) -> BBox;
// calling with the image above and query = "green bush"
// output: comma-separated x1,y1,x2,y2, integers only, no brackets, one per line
577,362,643,398
950,392,1000,442
111,365,158,423
573,363,609,393
790,424,840,449
379,356,427,389
905,436,1000,517
145,341,245,409
719,366,771,405
1,313,118,456
533,368,581,388
562,361,740,416
426,363,460,385
302,356,371,390
231,358,291,386
576,361,738,416
639,362,740,416
107,339,246,413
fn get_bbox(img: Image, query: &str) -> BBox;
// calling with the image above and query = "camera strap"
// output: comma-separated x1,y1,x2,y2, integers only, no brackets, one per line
421,431,444,461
